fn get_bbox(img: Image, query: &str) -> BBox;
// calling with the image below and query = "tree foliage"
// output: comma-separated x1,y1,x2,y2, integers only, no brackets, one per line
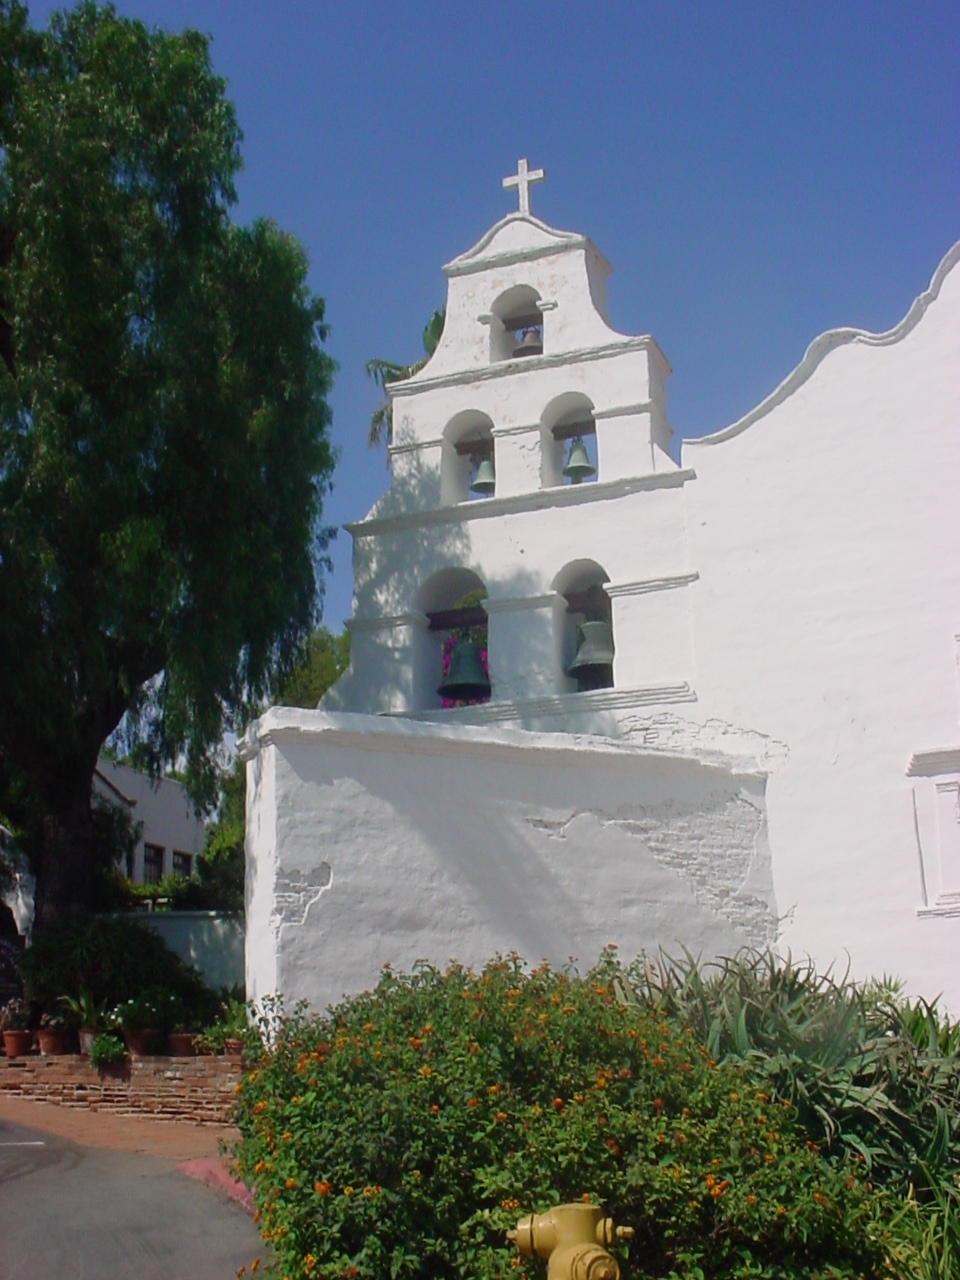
0,3,336,922
366,307,444,447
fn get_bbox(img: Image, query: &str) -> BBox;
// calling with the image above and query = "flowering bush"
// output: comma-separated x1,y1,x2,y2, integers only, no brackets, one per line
0,996,30,1031
234,953,891,1280
108,988,182,1033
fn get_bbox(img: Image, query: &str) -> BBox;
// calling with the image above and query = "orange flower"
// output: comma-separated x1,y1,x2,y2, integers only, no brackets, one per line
362,1184,381,1197
745,1194,757,1206
281,1131,293,1142
408,1036,423,1049
419,1066,432,1077
552,1097,564,1110
604,1138,620,1155
253,1102,266,1114
776,1205,786,1216
314,1181,331,1196
343,1186,354,1196
651,1057,665,1068
429,1104,440,1115
496,1111,508,1123
488,1084,502,1095
285,1177,296,1189
466,1097,479,1108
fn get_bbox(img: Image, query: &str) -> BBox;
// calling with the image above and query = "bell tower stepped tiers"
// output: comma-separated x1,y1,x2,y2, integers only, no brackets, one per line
326,163,689,725
245,164,960,1015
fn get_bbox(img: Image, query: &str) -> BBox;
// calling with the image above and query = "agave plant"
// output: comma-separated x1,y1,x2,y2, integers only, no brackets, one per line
617,949,960,1198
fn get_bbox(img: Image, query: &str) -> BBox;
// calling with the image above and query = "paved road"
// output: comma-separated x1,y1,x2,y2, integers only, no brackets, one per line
0,1117,262,1279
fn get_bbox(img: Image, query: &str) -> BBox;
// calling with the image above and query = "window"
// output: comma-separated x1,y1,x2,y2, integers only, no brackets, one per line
143,843,164,885
441,411,496,504
172,851,192,879
489,285,543,363
413,568,491,711
541,394,597,489
552,560,614,694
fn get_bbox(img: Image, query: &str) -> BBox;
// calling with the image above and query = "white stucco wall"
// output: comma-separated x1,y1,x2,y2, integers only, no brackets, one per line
248,205,959,1012
681,241,960,1005
243,711,775,1010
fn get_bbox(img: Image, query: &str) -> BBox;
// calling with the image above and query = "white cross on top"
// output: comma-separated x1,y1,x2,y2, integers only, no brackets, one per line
502,157,544,217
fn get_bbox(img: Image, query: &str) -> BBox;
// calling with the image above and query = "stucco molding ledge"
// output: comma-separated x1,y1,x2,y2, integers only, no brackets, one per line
907,748,960,777
685,238,960,449
390,336,657,398
347,469,696,538
238,707,764,780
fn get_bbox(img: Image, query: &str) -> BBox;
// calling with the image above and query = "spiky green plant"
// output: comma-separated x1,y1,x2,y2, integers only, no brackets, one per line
617,950,960,1197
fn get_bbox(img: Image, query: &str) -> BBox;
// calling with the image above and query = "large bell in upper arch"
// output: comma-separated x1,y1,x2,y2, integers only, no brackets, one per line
437,638,491,701
566,619,615,692
512,326,542,358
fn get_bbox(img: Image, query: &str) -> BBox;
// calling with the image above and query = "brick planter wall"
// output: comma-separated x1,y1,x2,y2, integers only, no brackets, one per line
0,1053,242,1125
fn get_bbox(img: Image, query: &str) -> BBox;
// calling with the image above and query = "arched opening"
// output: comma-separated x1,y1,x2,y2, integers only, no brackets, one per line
489,285,543,363
551,560,614,694
441,411,496,505
541,393,598,489
413,568,491,711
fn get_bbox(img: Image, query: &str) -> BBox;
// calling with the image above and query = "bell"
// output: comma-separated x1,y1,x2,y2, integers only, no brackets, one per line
566,620,615,691
512,327,542,358
470,457,496,496
437,638,491,701
562,436,596,483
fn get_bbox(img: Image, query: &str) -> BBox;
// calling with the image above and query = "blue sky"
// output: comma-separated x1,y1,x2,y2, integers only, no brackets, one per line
28,2,960,631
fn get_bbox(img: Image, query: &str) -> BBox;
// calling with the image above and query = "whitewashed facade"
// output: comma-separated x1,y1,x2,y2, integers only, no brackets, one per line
244,166,960,1012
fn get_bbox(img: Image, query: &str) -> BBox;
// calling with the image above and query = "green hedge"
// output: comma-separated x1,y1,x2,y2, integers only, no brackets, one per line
234,953,896,1280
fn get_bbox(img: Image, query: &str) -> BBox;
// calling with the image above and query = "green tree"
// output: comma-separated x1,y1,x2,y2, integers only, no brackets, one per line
0,3,336,927
366,307,444,447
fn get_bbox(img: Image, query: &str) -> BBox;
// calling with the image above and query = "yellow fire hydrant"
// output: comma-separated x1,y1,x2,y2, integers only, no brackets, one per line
507,1203,634,1280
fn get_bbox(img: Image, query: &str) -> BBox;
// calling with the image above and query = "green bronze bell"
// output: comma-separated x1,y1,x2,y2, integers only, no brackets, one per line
566,620,614,691
562,436,596,484
437,638,491,701
470,457,496,496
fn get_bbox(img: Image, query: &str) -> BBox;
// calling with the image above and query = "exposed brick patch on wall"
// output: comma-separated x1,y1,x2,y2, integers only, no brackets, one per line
0,1054,241,1125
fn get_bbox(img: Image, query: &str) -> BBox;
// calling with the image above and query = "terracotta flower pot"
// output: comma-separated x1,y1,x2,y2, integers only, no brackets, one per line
37,1028,64,1056
168,1031,196,1057
223,1037,244,1057
2,1029,33,1059
78,1028,96,1056
123,1028,160,1058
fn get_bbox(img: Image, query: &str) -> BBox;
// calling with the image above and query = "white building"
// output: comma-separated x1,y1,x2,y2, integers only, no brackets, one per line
243,162,960,1012
94,759,205,885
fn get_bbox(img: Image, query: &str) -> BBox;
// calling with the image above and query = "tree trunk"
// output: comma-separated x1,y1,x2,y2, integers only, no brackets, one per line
33,785,96,930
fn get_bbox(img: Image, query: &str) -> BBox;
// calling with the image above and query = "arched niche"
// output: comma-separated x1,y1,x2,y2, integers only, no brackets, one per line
489,285,543,363
540,393,597,489
551,559,613,694
413,567,490,711
441,410,495,505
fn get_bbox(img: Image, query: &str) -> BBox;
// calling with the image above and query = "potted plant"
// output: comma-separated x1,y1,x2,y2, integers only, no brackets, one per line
1,998,32,1058
197,997,252,1057
59,991,107,1055
89,1032,128,1073
167,1015,197,1057
109,988,179,1058
37,1011,66,1055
